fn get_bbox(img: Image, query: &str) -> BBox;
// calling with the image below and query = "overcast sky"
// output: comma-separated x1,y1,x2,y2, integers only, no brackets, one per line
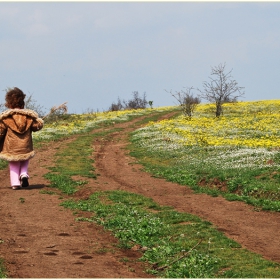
1,1,280,114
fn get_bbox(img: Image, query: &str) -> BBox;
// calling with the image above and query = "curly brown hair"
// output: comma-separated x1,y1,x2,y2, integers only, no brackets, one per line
5,87,26,109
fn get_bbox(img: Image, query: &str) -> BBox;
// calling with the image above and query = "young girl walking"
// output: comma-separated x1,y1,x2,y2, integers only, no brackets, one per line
0,87,44,190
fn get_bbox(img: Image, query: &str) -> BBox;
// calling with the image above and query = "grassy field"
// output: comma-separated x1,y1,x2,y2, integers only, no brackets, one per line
42,101,280,278
1,101,280,277
130,100,280,212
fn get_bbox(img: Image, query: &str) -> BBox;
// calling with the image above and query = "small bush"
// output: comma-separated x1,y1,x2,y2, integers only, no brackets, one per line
109,91,148,111
109,97,123,111
168,87,201,118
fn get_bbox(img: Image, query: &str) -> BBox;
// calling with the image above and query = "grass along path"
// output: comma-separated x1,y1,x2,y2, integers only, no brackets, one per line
0,109,279,277
0,110,175,278
45,111,280,277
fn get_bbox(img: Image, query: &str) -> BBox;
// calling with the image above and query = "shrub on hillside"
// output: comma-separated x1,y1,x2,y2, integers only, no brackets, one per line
109,91,148,111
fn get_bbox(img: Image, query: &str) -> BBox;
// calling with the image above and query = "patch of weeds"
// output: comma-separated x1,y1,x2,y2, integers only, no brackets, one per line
0,258,7,278
44,173,79,195
76,217,95,222
128,267,136,273
61,190,280,278
0,160,7,171
108,190,162,210
19,197,25,203
95,247,111,254
161,249,220,278
120,257,130,263
39,189,57,195
53,133,97,179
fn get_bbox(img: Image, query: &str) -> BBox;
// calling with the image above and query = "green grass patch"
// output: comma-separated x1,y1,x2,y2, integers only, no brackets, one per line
39,189,58,195
0,160,7,171
61,190,280,278
129,135,280,212
44,128,123,194
44,173,84,195
50,133,98,179
0,258,7,278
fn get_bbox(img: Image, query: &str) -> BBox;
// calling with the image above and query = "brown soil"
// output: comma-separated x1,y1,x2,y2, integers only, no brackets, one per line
0,113,279,278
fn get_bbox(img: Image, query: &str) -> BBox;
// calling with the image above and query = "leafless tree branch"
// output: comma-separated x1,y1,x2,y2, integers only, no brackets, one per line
198,63,245,117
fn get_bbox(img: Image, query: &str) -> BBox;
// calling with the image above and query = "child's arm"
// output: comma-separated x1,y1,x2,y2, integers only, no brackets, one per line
31,118,44,132
0,122,6,139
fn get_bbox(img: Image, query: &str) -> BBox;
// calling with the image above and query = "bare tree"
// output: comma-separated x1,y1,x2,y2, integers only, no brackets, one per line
198,63,245,117
168,87,201,118
108,91,148,111
25,94,46,117
109,97,123,111
124,91,147,109
42,102,68,120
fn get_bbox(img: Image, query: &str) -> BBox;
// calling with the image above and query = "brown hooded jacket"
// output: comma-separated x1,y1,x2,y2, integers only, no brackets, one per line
0,109,44,161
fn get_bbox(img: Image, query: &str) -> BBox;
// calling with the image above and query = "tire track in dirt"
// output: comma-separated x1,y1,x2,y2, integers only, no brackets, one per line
92,114,280,264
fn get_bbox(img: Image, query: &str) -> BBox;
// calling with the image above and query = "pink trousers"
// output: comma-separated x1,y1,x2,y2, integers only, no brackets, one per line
9,160,29,186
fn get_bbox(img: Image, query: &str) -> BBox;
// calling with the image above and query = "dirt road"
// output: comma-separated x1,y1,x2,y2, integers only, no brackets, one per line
0,113,279,278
